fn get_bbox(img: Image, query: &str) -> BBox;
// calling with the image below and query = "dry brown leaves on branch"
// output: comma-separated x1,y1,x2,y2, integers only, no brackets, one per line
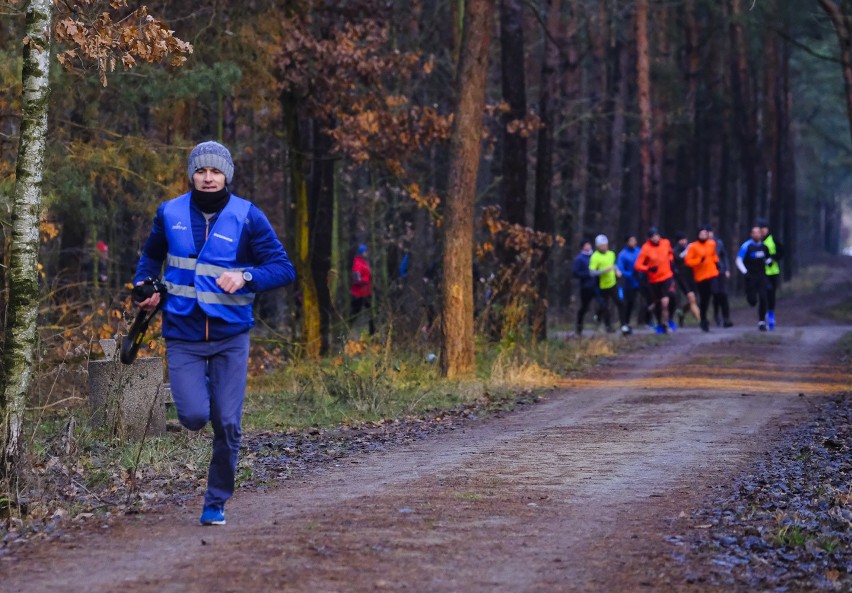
506,113,544,137
54,1,192,86
271,11,451,210
479,206,565,257
476,207,566,338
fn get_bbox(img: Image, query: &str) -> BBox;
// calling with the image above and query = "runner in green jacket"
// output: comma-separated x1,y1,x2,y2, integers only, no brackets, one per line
589,235,631,335
758,218,781,331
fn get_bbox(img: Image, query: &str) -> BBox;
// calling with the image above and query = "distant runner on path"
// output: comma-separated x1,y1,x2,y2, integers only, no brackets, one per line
572,239,598,336
672,232,701,328
708,226,733,328
684,225,719,333
758,218,782,331
617,235,641,329
634,227,676,335
735,225,772,331
589,235,631,335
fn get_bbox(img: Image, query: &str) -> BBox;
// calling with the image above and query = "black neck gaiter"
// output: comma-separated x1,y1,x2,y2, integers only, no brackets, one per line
191,187,230,214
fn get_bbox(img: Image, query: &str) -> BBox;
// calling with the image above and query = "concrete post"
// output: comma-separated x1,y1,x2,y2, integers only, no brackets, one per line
88,339,166,440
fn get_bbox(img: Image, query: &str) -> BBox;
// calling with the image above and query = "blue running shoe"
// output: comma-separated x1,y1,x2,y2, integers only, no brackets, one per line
200,505,226,526
668,320,678,332
656,324,666,335
767,311,775,331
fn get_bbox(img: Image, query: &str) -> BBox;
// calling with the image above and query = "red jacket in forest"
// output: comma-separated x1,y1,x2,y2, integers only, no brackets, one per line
350,255,372,298
634,238,674,284
684,239,719,283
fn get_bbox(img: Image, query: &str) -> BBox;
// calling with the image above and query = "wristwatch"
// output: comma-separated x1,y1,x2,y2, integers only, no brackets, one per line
242,270,253,283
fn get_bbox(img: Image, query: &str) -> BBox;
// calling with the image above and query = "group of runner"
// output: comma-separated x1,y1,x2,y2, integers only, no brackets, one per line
572,219,782,336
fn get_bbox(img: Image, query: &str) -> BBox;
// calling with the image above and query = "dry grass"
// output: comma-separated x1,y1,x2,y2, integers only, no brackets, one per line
487,355,561,389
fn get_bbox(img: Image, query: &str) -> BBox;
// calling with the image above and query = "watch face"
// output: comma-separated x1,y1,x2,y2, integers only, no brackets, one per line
242,271,253,282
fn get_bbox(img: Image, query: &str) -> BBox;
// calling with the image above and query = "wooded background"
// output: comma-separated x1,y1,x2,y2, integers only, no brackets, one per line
1,0,851,362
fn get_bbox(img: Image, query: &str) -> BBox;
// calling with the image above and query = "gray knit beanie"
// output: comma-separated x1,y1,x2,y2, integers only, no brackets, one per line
187,141,234,185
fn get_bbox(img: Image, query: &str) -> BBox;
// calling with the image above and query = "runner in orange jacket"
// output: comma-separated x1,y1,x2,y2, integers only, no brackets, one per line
684,225,719,332
634,227,675,334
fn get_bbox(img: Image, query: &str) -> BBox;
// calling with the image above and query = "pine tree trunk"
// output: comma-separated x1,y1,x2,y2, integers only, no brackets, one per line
560,0,583,241
635,0,653,231
718,0,739,247
780,13,797,279
499,0,528,226
604,32,629,240
585,0,609,234
441,0,493,379
731,0,760,226
653,5,671,231
818,0,852,149
762,7,780,224
283,101,321,359
532,0,560,341
683,0,701,231
706,6,726,232
310,120,335,355
2,0,54,478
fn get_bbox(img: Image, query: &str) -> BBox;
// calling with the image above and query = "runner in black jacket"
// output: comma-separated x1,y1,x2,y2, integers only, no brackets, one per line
572,239,598,336
735,226,772,331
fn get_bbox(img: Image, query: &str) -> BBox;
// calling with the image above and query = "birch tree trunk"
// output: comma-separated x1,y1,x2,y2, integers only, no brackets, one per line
2,0,54,477
441,0,493,379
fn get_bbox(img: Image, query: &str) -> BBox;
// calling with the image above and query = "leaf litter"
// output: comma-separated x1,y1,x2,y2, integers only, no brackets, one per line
668,395,852,591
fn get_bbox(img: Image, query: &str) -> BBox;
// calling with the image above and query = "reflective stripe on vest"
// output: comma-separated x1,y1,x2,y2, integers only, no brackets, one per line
162,193,256,323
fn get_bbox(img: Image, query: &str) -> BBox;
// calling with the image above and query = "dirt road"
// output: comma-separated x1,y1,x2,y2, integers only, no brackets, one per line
3,300,850,592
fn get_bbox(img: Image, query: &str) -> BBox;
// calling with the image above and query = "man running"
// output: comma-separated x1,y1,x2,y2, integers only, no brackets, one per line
617,235,641,328
707,226,733,327
684,225,719,332
634,227,676,334
757,218,782,330
134,141,296,526
672,232,701,327
736,225,772,331
572,239,597,336
589,235,630,335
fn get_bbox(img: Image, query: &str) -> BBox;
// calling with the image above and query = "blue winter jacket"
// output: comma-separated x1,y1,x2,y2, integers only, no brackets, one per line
617,246,641,289
572,251,596,290
134,194,296,341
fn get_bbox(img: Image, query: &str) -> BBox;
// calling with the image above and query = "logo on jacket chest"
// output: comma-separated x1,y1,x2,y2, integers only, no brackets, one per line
171,221,188,231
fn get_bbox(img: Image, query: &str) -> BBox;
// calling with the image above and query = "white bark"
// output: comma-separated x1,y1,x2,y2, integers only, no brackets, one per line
3,0,53,474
